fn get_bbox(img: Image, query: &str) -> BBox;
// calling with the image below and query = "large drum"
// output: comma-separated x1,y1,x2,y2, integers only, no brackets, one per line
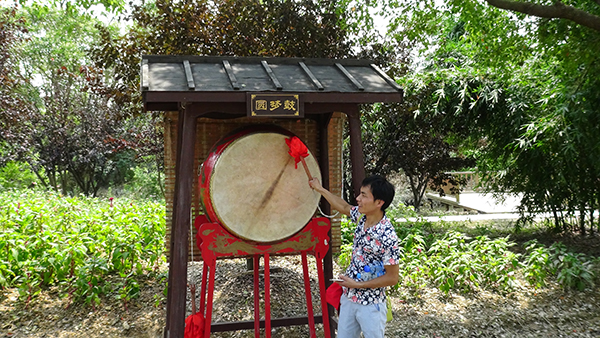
198,125,322,243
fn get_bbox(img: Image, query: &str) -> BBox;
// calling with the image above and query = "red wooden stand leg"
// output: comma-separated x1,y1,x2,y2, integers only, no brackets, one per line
199,263,208,316
264,254,271,338
204,264,216,338
301,252,317,338
253,255,260,338
316,257,331,338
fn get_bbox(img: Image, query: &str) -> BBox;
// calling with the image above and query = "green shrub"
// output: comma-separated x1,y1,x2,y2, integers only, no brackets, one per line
338,210,523,294
337,217,354,272
548,243,596,291
426,232,520,294
334,204,598,294
522,240,550,288
0,161,38,190
386,202,419,220
521,240,598,290
0,189,166,307
397,230,428,290
340,217,355,247
338,243,353,272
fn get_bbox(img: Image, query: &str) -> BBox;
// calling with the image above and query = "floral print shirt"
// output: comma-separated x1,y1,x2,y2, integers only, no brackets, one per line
343,206,400,305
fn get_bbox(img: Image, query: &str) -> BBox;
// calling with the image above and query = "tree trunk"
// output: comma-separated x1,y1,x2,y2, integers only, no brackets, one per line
28,161,48,188
551,204,560,232
406,174,421,211
47,169,57,192
59,170,68,196
484,0,600,32
589,206,594,235
579,206,586,236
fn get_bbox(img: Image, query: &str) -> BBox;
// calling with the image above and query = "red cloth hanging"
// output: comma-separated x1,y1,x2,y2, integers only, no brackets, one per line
326,282,342,311
184,312,205,338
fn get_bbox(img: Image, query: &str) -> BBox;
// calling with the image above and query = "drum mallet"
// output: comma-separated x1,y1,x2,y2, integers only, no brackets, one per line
285,136,312,180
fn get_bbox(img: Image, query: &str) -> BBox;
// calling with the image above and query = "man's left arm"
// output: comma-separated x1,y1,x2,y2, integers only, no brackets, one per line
337,224,401,289
336,264,399,289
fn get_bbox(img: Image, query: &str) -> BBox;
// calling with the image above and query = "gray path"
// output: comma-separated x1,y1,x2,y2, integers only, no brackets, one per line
400,191,598,222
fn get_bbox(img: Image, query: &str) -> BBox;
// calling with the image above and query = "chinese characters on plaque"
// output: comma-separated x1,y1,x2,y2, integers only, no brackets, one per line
248,94,303,118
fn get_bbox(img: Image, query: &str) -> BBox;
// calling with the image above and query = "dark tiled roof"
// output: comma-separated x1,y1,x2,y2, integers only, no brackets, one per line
141,55,403,109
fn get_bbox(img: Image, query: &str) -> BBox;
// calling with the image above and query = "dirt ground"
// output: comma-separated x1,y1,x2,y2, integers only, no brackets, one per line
2,253,600,338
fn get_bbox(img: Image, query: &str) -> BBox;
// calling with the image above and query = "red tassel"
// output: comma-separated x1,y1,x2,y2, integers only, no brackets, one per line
285,136,309,169
286,136,312,179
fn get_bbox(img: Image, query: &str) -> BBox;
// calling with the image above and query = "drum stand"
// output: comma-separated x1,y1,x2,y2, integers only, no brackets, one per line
193,215,332,338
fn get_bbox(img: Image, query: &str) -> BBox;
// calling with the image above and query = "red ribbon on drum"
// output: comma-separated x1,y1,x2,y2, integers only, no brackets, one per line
285,136,313,180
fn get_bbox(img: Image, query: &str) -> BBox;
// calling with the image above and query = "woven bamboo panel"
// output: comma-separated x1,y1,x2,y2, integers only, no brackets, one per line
164,112,345,261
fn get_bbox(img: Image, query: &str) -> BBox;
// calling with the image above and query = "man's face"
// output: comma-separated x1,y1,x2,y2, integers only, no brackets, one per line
356,185,383,214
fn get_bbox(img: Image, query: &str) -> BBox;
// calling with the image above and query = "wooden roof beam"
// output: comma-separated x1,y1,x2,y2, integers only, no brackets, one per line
183,60,195,90
299,62,324,91
370,64,402,91
222,60,240,90
335,63,364,91
261,60,283,90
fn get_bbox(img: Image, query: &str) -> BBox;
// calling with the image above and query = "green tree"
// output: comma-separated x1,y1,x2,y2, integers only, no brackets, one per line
359,100,475,211
380,1,600,233
356,20,478,211
1,3,158,196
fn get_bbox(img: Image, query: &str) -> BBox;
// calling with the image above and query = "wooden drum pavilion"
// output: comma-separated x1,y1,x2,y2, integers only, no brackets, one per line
140,55,403,338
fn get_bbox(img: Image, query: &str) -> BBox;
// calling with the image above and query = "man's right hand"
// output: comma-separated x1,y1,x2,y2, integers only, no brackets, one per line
308,177,352,217
309,178,324,193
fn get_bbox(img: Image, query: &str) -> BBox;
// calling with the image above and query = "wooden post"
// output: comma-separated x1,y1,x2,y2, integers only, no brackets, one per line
346,106,365,197
164,104,197,338
318,113,337,337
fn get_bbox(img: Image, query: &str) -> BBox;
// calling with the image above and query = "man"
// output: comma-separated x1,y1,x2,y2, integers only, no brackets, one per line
309,175,400,338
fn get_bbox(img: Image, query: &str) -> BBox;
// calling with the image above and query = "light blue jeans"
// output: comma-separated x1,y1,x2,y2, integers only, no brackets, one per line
337,295,387,338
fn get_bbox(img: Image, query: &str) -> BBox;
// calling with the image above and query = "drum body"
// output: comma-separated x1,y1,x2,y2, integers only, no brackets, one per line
198,125,322,243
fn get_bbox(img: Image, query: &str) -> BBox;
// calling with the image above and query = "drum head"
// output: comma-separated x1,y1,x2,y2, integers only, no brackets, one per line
208,131,321,243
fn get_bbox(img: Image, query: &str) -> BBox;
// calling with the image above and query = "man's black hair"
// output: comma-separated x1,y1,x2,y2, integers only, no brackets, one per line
361,175,395,211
